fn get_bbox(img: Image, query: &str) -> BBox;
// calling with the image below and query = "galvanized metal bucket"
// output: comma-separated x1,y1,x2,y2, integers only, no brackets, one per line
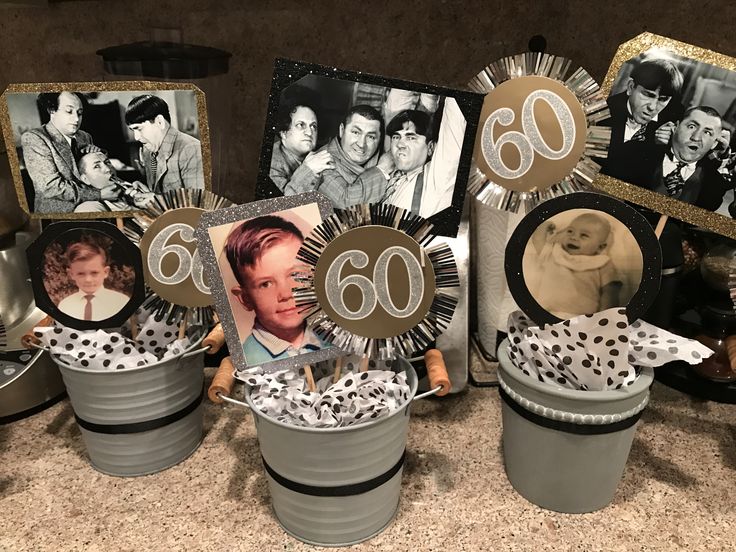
52,334,208,477
220,358,439,547
497,340,654,513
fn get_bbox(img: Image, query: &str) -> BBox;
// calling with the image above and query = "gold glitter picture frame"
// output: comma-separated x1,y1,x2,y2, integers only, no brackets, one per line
0,81,211,220
594,33,736,239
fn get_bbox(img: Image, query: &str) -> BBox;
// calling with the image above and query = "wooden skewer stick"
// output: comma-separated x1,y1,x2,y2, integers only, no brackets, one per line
654,214,668,239
130,318,139,341
178,308,189,341
332,356,344,384
359,354,370,373
117,216,139,338
303,364,317,393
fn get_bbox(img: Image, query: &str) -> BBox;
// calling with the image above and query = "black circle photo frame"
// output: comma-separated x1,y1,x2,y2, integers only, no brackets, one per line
26,221,145,330
505,192,662,327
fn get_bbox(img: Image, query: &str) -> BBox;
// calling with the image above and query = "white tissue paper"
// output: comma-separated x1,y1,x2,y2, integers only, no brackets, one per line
33,313,196,371
506,308,714,391
237,356,412,428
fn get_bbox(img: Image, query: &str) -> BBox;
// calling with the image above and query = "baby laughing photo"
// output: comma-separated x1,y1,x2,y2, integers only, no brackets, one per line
522,208,644,319
206,203,330,366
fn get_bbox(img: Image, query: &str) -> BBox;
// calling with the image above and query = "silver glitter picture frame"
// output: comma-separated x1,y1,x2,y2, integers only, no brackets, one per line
195,191,342,374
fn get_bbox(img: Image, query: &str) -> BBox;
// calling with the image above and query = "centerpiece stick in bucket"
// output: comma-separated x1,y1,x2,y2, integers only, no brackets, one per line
303,364,317,393
331,356,343,384
178,308,189,341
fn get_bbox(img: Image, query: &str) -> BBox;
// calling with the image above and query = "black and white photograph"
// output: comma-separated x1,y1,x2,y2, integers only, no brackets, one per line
255,59,483,237
505,192,662,326
26,221,145,330
1,82,209,219
596,38,736,236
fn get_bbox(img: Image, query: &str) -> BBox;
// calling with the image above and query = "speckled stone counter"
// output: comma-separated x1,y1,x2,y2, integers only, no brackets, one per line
1,366,734,552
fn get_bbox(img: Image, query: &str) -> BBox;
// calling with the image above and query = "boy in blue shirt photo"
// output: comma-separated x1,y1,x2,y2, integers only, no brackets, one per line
225,215,329,365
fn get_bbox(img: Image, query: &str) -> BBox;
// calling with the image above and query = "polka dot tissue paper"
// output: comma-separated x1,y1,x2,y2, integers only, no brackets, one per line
237,357,411,428
505,308,714,391
33,313,194,371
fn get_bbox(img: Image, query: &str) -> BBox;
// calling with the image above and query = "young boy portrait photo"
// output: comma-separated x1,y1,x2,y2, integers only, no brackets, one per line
52,238,132,321
207,203,330,367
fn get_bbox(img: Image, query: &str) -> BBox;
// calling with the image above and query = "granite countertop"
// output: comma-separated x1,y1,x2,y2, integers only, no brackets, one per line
1,365,734,552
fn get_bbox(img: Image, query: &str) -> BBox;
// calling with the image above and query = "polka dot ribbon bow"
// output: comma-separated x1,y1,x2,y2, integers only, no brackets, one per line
505,308,714,391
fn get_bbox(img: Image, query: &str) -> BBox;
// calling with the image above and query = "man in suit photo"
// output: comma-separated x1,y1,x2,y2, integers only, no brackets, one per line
21,92,119,214
627,106,730,211
602,58,684,183
125,94,205,195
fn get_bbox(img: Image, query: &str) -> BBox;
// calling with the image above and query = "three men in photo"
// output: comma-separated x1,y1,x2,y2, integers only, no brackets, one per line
269,86,465,218
20,91,204,215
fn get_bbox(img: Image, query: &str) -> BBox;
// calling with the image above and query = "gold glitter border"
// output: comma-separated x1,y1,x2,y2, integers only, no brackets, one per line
0,80,211,221
593,32,736,239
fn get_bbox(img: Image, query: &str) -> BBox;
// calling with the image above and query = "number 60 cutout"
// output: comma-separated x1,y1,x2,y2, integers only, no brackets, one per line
139,207,212,308
294,204,461,359
467,52,611,214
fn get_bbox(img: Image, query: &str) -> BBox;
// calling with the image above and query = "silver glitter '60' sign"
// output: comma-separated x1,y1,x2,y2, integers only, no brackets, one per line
482,89,576,179
313,225,436,340
324,246,424,320
472,75,588,194
148,223,208,294
140,207,213,308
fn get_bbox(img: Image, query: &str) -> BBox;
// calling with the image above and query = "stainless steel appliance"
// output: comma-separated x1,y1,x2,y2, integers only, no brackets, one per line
0,146,65,422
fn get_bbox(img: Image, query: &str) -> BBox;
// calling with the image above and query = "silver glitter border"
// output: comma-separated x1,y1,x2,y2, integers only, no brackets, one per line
194,191,342,374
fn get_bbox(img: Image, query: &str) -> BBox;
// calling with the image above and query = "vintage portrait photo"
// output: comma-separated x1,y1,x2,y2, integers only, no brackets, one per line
256,59,483,237
27,221,145,329
505,192,662,326
599,43,736,226
196,194,337,372
1,83,208,219
522,208,643,320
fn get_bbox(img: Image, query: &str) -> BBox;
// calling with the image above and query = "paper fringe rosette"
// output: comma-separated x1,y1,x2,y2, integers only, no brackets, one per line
293,204,460,359
467,51,611,213
124,189,233,327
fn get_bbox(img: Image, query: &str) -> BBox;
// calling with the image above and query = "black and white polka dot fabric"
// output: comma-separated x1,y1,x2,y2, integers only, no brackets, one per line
506,308,714,391
628,319,713,367
238,361,411,428
33,315,193,371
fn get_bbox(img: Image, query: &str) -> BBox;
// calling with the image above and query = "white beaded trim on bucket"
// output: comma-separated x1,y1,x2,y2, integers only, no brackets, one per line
498,372,650,425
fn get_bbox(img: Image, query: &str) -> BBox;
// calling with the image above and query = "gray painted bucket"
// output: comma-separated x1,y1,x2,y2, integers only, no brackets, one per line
497,339,654,513
53,334,207,477
244,358,420,547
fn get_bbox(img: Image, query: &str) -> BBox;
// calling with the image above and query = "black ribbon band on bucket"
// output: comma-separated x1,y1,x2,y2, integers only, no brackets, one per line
74,385,204,435
262,450,406,497
499,387,643,435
